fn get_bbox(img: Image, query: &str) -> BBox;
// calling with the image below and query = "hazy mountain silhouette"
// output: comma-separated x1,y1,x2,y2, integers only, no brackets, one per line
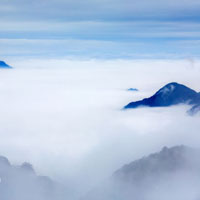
0,155,67,200
127,88,139,92
82,145,200,200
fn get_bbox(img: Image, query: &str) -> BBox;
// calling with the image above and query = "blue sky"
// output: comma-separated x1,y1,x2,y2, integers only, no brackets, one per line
1,0,200,59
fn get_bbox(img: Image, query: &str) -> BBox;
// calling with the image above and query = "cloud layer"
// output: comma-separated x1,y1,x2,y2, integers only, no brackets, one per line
0,59,200,198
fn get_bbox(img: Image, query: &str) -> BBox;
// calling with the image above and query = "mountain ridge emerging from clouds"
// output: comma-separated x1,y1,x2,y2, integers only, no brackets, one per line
82,145,200,200
0,61,12,68
124,82,200,114
0,155,67,200
114,145,196,179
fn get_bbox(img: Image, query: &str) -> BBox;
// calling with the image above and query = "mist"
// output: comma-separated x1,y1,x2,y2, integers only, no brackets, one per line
82,146,200,200
0,59,200,199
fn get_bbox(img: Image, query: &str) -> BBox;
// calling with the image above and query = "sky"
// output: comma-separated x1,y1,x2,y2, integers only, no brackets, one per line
1,0,200,59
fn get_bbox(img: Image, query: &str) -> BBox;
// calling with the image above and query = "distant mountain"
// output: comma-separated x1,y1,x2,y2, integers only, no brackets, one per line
0,61,12,68
114,145,198,181
0,155,67,200
127,88,139,92
124,82,200,113
82,145,200,200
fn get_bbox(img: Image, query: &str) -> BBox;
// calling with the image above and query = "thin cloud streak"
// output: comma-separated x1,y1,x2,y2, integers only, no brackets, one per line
1,38,200,59
1,1,200,58
1,0,200,21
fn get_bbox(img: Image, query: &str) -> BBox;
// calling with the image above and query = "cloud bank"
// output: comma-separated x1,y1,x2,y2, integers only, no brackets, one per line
0,59,200,198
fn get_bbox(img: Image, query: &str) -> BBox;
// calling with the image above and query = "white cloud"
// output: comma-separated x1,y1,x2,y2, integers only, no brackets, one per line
0,59,200,197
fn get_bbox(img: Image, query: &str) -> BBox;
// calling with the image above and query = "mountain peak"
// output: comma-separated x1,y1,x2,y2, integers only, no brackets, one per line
157,82,178,92
114,145,192,179
82,145,200,200
124,82,200,113
156,82,178,97
156,82,195,94
0,60,12,68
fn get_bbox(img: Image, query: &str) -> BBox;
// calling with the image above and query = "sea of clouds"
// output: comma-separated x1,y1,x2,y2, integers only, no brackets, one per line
0,59,200,198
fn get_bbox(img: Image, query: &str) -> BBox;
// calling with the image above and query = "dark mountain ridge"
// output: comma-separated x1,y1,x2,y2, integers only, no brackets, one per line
124,82,200,114
0,61,12,68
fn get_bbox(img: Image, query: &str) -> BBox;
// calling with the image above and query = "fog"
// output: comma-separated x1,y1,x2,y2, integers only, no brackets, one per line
83,146,200,200
0,59,200,198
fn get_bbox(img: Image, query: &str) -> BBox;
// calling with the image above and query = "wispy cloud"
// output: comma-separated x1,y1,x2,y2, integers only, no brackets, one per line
1,0,200,21
1,1,200,58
